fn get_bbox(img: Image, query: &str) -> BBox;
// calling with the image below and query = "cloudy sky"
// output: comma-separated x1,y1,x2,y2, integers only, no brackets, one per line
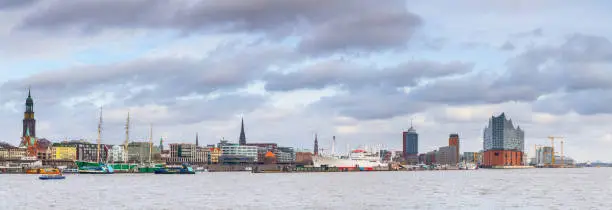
1,0,612,162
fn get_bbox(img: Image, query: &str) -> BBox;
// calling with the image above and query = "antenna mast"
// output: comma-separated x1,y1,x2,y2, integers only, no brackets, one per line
149,123,153,163
97,107,103,163
331,136,336,155
124,111,130,163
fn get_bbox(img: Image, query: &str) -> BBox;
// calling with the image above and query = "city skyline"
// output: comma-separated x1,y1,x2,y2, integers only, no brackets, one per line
2,1,612,162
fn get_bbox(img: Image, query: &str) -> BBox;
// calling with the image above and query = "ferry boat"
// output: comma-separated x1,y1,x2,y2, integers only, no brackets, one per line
76,161,114,174
154,164,195,174
313,149,384,170
459,162,478,170
25,168,61,175
39,174,66,180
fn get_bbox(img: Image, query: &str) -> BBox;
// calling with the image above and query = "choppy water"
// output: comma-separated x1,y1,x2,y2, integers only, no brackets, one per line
1,168,611,209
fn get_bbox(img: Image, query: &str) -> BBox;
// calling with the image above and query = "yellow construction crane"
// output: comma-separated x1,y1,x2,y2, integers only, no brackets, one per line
560,139,566,167
547,136,564,166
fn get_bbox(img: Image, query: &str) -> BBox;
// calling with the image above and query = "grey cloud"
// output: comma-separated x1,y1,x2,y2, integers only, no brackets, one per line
408,73,541,104
533,89,612,115
498,34,612,92
408,34,612,109
1,45,296,106
299,11,422,54
310,88,428,120
264,60,473,92
0,0,39,10
512,28,543,38
18,0,419,53
500,41,515,51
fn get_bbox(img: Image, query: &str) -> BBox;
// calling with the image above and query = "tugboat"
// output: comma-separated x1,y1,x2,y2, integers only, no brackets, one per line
154,164,195,174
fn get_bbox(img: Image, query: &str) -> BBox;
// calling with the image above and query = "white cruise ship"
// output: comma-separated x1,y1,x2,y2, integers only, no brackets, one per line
313,149,384,169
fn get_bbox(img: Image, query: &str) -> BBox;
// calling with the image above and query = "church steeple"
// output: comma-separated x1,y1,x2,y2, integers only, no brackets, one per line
23,87,36,138
314,133,319,156
159,137,164,151
239,117,246,145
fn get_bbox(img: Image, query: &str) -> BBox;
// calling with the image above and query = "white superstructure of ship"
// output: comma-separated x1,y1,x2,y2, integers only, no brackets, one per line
313,149,384,168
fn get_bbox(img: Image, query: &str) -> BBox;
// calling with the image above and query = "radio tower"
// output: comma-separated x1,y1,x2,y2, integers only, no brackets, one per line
124,112,130,163
96,107,103,163
149,123,153,163
331,136,336,155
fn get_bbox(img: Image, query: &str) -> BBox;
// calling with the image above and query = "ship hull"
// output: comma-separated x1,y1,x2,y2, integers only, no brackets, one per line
313,156,384,169
75,161,114,174
39,175,66,180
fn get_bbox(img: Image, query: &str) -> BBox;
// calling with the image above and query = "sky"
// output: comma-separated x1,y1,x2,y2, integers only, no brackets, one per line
1,0,612,162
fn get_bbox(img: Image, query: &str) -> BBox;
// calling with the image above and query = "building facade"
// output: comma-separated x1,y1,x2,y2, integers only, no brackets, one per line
449,134,460,163
127,142,160,163
0,148,27,160
167,143,208,164
275,147,295,163
220,144,257,164
436,146,458,166
51,145,77,160
425,150,437,165
462,152,480,164
55,140,109,162
295,152,313,165
110,145,125,163
402,126,418,162
482,113,525,167
208,147,221,164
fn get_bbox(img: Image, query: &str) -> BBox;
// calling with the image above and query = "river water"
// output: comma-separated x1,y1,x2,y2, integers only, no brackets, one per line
1,168,610,209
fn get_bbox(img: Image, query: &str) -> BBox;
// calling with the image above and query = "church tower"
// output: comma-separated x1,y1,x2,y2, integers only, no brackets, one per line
239,117,246,145
22,88,36,138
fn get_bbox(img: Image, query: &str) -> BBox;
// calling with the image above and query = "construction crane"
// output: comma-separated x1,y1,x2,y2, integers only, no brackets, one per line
547,136,564,166
560,139,566,168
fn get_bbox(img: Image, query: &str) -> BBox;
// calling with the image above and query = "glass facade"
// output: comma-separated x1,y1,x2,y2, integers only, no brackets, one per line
483,113,525,152
403,127,418,156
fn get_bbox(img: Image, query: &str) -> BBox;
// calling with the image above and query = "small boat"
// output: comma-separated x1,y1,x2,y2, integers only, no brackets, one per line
154,164,195,174
26,168,61,175
62,168,79,174
39,174,66,180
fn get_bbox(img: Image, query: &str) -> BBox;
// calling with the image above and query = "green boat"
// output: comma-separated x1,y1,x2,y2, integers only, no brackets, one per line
75,161,114,174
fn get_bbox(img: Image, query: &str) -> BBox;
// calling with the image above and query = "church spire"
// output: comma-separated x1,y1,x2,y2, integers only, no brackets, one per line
314,133,319,156
23,87,36,138
239,117,246,145
159,137,164,151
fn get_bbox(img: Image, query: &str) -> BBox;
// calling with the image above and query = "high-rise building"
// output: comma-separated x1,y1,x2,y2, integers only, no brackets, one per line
23,88,36,138
402,126,418,162
239,117,246,145
449,134,460,164
482,113,525,167
436,146,458,166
